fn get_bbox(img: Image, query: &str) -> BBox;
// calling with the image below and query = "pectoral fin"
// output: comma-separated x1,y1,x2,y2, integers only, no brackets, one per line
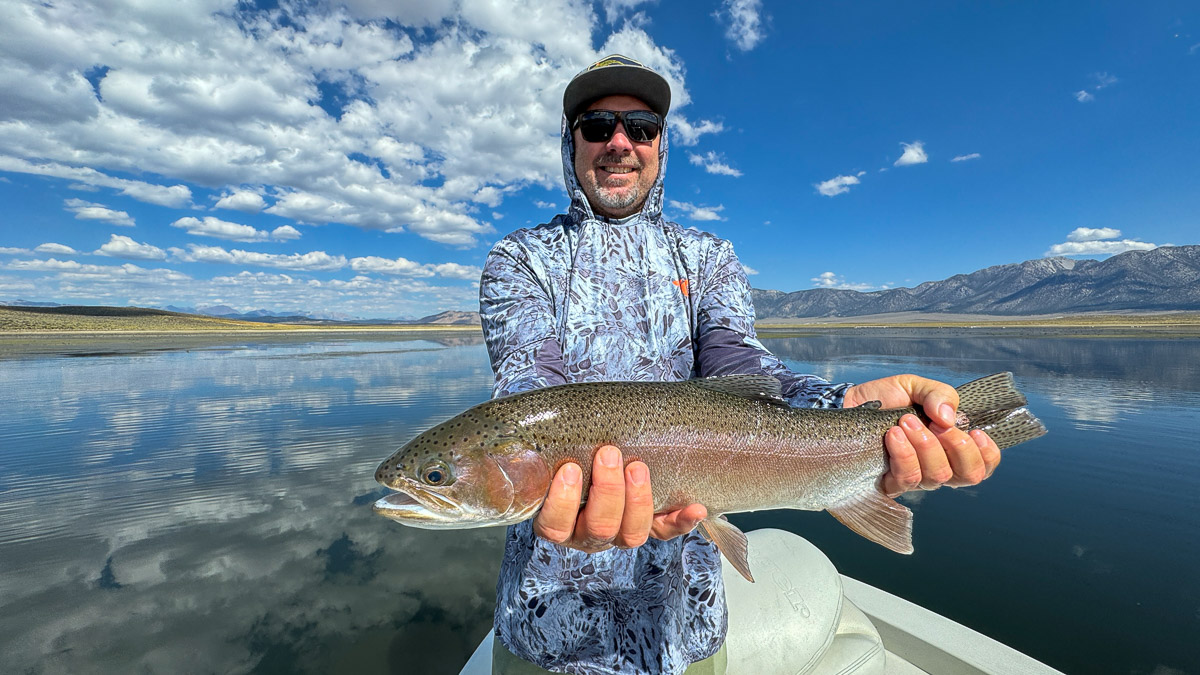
828,490,914,554
698,515,754,583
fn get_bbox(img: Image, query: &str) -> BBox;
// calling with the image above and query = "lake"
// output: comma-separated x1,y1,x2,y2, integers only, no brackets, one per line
1,331,1197,675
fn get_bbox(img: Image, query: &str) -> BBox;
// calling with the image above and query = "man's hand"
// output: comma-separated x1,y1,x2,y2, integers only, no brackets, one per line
843,374,1002,497
533,445,708,553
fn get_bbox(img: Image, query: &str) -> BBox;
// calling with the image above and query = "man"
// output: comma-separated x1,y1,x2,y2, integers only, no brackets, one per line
480,55,1000,675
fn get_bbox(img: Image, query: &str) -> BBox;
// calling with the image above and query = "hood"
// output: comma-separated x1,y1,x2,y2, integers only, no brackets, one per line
560,113,669,225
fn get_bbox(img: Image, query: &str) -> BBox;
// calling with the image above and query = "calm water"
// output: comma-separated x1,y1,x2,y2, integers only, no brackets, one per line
1,332,1198,675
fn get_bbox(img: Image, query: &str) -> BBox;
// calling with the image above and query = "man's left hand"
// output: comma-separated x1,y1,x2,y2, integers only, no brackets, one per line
843,374,1002,496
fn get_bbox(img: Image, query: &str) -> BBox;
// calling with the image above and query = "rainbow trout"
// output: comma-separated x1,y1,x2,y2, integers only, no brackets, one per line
373,372,1046,581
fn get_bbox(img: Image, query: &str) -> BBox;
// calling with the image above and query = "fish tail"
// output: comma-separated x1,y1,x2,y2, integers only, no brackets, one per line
954,372,1048,450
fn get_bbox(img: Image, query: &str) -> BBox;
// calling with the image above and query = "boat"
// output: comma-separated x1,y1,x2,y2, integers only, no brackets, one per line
459,528,1065,674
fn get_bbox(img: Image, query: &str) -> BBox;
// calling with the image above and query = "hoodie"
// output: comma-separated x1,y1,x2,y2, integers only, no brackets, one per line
479,113,848,675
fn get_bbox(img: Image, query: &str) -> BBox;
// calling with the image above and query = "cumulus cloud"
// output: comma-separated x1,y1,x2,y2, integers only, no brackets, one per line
815,171,865,197
668,200,725,221
951,153,981,162
0,0,733,248
171,216,275,243
95,234,168,261
271,225,302,241
533,200,557,210
346,256,483,281
171,244,347,271
0,247,32,255
1045,228,1157,257
35,243,78,255
894,141,928,166
63,198,135,227
670,118,725,147
214,190,268,214
715,0,766,52
811,271,875,291
1074,90,1095,103
0,158,191,208
687,151,742,177
741,264,758,276
1067,227,1122,242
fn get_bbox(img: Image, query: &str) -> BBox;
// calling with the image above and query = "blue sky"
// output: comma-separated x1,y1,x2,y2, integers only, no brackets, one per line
1,0,1196,318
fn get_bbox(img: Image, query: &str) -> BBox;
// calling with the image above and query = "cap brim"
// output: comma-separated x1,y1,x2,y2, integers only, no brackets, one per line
563,65,671,120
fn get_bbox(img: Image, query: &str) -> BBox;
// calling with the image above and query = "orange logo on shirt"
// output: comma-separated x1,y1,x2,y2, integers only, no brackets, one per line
672,279,690,297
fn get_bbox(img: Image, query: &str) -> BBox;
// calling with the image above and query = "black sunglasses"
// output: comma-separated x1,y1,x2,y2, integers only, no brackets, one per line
573,110,663,144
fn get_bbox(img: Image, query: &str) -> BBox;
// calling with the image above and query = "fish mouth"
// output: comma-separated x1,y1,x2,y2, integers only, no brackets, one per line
373,486,470,529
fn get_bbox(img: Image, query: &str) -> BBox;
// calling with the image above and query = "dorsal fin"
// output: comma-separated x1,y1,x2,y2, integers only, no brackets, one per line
690,375,787,407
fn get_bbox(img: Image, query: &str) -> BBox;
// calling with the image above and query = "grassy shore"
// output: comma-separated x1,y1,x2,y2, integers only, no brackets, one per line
5,305,1200,336
0,306,480,333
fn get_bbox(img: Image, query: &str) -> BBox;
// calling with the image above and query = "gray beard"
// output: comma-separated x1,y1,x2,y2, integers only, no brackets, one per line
581,173,643,216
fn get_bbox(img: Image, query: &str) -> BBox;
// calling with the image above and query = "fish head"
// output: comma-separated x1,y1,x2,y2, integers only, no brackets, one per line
372,411,550,529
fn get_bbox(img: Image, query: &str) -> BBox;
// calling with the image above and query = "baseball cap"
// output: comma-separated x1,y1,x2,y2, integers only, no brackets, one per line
563,54,671,121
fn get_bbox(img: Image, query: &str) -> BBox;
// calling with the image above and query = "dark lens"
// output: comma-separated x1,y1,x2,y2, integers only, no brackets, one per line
621,111,661,143
577,112,617,143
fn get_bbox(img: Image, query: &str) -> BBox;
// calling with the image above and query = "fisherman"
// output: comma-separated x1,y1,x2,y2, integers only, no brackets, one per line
479,55,1001,675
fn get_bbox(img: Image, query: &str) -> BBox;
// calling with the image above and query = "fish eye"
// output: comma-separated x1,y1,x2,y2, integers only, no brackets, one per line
420,461,453,486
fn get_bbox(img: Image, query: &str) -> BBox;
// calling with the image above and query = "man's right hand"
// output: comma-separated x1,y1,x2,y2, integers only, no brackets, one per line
533,445,708,553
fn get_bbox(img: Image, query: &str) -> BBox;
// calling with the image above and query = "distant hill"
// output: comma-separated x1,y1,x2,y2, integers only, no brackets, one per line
411,310,481,326
752,245,1200,318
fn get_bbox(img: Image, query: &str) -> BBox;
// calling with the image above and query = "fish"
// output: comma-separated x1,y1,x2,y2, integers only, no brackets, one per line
373,372,1046,582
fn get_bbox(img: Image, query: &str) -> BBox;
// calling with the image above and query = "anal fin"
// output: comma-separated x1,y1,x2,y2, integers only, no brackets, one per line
697,515,754,583
828,490,914,554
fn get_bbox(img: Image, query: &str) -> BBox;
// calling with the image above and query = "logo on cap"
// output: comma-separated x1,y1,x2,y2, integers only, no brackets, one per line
586,54,645,71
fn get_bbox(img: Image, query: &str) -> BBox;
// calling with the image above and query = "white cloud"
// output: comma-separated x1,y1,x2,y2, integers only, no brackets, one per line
815,171,865,197
63,198,135,227
1074,90,1095,103
741,264,758,276
270,225,302,241
670,117,725,146
1067,227,1122,242
667,200,725,221
715,0,766,52
687,151,742,177
533,200,557,209
0,158,191,208
0,247,32,255
171,244,347,271
214,190,268,213
894,141,928,166
811,271,875,291
1046,228,1157,256
348,256,481,280
171,217,270,243
348,256,432,277
1092,72,1118,90
35,243,78,255
0,1,711,247
951,153,981,162
1045,240,1158,257
599,0,656,24
95,235,167,261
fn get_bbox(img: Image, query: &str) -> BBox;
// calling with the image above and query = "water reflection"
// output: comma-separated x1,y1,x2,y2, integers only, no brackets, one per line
1,332,1198,674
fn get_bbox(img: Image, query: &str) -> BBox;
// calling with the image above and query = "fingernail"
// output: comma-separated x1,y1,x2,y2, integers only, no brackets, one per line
939,404,955,425
628,463,647,486
901,415,920,430
563,463,580,486
600,447,620,469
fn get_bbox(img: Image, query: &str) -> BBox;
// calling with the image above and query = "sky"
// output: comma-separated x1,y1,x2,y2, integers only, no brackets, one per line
1,0,1197,318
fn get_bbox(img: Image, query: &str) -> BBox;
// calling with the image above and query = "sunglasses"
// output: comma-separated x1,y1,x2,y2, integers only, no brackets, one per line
573,110,663,144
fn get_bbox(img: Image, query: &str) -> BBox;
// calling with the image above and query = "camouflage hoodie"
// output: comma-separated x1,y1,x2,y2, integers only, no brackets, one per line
479,113,848,674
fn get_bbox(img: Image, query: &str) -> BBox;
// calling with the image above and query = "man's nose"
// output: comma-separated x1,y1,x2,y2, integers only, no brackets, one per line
605,122,635,152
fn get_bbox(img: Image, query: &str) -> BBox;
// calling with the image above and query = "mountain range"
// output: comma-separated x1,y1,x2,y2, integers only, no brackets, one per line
750,245,1200,319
